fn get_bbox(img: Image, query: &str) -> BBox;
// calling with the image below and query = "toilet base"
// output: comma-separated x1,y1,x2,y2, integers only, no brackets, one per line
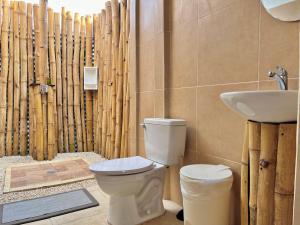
107,177,165,225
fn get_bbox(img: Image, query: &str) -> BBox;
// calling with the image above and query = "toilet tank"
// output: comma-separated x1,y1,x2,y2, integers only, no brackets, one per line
143,118,187,166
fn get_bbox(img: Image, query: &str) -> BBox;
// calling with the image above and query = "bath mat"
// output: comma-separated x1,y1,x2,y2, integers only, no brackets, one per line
4,158,94,193
0,189,99,225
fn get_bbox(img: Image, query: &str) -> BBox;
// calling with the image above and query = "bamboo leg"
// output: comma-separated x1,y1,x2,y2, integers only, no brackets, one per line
275,123,296,225
257,123,278,225
248,121,261,225
241,122,249,225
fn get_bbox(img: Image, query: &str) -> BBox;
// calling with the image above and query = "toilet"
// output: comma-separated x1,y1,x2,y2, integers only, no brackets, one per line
90,118,187,225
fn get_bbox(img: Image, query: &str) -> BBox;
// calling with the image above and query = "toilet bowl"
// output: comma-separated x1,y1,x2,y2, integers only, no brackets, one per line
90,118,187,225
91,156,166,225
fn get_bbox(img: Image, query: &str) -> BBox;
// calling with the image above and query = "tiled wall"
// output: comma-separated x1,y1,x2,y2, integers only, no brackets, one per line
130,0,300,224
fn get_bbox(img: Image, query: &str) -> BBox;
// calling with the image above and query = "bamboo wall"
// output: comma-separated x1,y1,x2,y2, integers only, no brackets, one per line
0,0,130,160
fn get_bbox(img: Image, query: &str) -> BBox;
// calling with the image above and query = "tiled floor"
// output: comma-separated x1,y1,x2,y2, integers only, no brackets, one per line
7,158,93,191
27,184,184,225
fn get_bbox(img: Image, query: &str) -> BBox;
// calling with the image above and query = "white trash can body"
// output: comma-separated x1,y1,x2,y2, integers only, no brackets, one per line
180,164,233,225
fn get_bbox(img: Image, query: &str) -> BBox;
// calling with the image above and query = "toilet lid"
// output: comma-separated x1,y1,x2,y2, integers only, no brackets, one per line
180,164,232,182
90,156,155,175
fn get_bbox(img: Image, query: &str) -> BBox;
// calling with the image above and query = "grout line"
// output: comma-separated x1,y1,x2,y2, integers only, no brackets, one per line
163,80,260,91
257,2,262,90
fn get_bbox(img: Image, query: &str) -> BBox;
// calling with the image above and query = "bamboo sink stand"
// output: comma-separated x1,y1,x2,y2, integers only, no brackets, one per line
241,121,296,225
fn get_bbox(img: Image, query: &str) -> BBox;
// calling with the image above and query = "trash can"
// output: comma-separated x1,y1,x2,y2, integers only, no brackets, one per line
180,164,233,225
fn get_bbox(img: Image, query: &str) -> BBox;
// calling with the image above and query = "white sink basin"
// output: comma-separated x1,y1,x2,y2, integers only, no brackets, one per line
220,90,298,123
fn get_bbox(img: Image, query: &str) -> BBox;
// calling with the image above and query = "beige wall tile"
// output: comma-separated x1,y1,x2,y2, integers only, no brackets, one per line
166,88,197,151
138,92,155,139
154,90,165,117
153,0,165,33
198,0,260,86
139,0,156,44
168,19,198,88
154,32,165,90
196,82,258,162
170,0,198,27
259,7,299,80
259,78,299,90
138,41,155,92
183,149,199,165
138,138,146,157
198,0,238,19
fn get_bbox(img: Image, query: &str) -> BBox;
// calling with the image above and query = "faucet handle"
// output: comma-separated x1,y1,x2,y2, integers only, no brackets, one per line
268,70,276,77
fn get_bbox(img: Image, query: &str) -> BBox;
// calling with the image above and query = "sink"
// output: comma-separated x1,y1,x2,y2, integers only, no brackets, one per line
220,90,298,123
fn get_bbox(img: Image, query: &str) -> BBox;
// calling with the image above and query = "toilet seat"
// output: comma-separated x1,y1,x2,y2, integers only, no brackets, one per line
90,156,155,175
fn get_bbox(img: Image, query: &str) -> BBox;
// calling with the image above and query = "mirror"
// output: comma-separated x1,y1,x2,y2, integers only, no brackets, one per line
261,0,300,21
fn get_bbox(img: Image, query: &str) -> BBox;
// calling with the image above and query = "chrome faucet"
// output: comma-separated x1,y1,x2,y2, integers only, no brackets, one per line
268,66,288,90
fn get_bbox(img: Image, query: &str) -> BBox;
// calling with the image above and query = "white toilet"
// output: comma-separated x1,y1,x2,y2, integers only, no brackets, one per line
90,118,187,225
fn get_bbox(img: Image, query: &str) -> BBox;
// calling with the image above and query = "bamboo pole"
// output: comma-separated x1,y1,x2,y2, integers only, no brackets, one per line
47,86,55,159
13,1,20,155
73,13,83,151
248,121,261,225
114,1,126,158
0,0,2,39
0,0,9,157
39,0,48,158
34,4,41,83
110,0,119,158
19,1,28,156
6,2,14,156
48,8,56,158
241,122,249,225
66,11,75,152
80,16,87,152
61,7,68,152
257,123,278,225
33,4,44,160
33,85,44,160
39,0,48,84
121,0,130,157
93,14,99,153
85,15,94,152
275,123,296,225
102,2,112,157
55,12,63,153
97,11,105,156
27,3,35,157
48,8,57,155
